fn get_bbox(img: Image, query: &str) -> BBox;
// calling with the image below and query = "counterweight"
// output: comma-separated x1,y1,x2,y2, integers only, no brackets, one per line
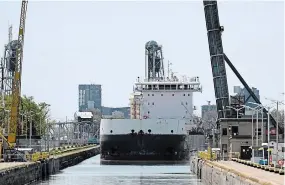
203,1,230,119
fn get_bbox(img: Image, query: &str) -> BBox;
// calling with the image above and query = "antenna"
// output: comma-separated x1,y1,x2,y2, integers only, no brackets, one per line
167,61,172,79
168,60,170,79
8,24,12,43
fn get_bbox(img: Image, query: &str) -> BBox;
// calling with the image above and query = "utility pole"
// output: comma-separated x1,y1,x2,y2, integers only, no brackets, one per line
29,115,32,147
264,96,285,166
256,110,259,146
276,101,279,165
47,118,49,152
267,106,270,166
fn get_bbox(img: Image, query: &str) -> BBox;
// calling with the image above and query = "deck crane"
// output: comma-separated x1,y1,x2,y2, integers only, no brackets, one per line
202,0,283,134
8,0,28,146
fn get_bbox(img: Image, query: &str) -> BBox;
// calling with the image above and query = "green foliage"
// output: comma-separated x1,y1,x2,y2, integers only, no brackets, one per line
270,108,284,128
0,95,51,136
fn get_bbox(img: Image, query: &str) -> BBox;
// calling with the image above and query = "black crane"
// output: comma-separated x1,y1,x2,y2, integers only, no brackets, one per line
202,0,283,134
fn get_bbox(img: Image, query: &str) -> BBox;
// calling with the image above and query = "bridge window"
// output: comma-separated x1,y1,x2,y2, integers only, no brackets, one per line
159,85,164,90
171,85,176,90
222,128,227,135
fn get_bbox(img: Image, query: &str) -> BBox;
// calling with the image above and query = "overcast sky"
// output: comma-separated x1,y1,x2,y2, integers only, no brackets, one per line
0,0,284,121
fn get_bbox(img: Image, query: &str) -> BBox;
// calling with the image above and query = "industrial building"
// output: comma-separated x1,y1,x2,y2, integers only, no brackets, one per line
201,101,217,120
102,106,130,119
78,84,102,112
233,86,260,108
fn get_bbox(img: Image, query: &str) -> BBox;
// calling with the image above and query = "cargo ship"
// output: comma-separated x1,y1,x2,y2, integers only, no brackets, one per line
100,41,202,163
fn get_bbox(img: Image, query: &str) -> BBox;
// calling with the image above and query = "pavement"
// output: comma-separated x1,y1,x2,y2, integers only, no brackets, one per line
212,161,284,185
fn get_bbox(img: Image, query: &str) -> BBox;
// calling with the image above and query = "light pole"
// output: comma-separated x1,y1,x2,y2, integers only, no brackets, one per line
265,97,284,166
243,105,263,162
46,118,50,152
267,106,271,166
34,112,42,150
29,111,34,148
248,102,266,144
226,106,245,160
19,111,29,147
226,106,245,119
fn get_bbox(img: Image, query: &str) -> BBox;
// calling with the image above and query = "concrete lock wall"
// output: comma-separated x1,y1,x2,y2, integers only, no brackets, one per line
0,146,100,185
190,156,260,185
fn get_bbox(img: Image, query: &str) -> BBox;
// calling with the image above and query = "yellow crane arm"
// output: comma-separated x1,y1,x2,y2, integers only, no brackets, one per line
8,0,28,145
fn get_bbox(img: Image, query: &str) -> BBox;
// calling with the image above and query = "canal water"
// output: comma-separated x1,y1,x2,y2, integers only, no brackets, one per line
35,155,203,185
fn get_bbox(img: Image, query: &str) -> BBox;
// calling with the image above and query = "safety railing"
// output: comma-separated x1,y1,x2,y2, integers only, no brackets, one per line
1,143,97,162
198,151,217,160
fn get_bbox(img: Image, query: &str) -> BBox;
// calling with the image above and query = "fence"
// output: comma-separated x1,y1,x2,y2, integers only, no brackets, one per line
1,144,96,162
198,147,217,160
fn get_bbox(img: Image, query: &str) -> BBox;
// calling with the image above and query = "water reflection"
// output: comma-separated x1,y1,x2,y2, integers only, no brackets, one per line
36,155,202,185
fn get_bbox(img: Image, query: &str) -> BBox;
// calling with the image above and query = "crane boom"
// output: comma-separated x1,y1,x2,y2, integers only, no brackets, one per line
8,0,28,145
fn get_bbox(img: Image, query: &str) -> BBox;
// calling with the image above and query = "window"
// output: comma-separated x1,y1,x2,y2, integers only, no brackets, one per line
148,111,150,114
152,94,154,96
185,102,188,105
152,102,154,105
188,94,190,96
222,128,227,135
161,94,163,96
148,102,150,105
172,94,174,96
148,94,150,96
232,126,239,136
183,94,185,96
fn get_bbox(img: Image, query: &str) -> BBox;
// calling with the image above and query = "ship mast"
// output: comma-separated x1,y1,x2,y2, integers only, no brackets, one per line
145,41,165,81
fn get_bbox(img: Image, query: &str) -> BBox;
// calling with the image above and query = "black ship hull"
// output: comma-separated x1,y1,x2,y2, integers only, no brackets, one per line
100,133,188,164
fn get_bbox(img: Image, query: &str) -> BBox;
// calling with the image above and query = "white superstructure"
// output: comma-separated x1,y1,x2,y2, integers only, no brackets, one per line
132,76,201,120
101,73,202,135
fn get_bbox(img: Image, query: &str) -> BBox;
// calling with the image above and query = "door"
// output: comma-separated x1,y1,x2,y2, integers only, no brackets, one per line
240,146,251,160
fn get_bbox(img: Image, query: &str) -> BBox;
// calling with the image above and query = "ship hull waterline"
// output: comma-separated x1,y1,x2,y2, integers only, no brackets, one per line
100,133,189,165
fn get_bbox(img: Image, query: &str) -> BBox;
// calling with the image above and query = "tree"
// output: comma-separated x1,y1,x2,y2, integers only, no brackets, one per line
0,95,52,137
270,108,284,128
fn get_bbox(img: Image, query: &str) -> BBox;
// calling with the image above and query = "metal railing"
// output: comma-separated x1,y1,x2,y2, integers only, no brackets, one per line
1,144,97,162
